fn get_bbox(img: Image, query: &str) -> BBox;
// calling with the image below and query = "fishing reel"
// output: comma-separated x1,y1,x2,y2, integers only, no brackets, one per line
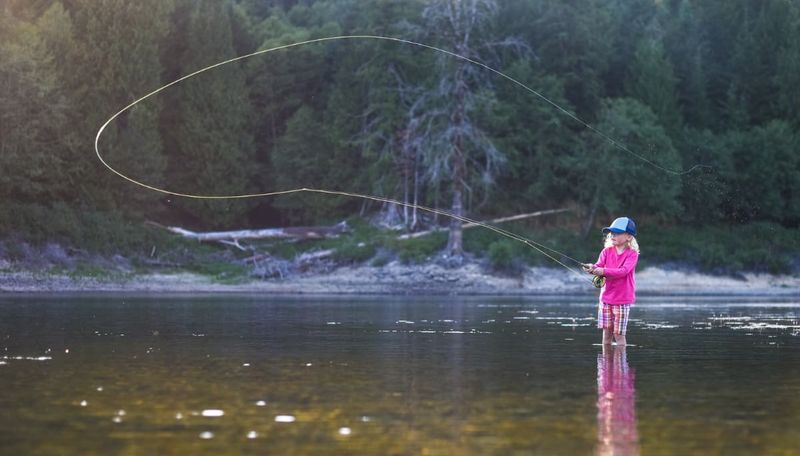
592,275,605,289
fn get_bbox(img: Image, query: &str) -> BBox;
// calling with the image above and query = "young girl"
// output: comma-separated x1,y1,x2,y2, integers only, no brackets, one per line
582,217,639,346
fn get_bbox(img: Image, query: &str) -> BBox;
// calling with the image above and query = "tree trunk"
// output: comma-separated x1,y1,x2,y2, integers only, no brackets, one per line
402,153,410,228
446,55,468,257
582,193,600,238
446,119,466,257
411,155,419,230
446,184,464,255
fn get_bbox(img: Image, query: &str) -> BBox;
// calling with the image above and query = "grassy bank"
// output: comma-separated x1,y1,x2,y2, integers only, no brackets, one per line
1,204,797,280
456,221,799,275
244,219,799,275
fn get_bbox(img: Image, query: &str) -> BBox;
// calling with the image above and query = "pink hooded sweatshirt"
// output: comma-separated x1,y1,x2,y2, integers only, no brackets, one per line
594,246,639,305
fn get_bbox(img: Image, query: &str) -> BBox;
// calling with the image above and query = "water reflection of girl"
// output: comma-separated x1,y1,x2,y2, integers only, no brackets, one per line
596,345,639,456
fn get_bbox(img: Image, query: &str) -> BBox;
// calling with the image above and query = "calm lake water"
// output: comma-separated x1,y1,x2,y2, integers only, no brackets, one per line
0,294,798,455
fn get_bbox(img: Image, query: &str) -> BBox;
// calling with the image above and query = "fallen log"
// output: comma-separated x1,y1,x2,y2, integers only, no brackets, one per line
296,249,335,264
241,253,273,263
162,221,349,242
396,208,570,240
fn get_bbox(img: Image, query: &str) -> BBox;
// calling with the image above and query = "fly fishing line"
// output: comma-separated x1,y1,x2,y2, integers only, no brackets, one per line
95,35,707,284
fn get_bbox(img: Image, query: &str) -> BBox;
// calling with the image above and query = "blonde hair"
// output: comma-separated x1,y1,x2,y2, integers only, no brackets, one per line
604,233,640,253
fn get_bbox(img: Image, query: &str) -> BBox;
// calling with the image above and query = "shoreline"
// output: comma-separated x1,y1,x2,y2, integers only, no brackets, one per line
1,263,798,297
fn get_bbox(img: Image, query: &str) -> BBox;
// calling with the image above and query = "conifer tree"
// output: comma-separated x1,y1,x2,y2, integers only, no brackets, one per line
161,0,257,228
504,0,613,116
666,0,712,129
58,0,171,213
626,39,682,137
775,6,800,126
414,0,509,258
0,3,69,203
725,121,800,225
578,98,681,234
489,62,577,214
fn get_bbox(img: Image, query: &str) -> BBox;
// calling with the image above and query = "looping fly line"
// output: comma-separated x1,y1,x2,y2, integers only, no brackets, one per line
95,35,704,283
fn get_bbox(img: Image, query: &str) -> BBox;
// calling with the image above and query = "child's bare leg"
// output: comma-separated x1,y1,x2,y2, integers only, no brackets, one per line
614,333,627,346
602,328,613,344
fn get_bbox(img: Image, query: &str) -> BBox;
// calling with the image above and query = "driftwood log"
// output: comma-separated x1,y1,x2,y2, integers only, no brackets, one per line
154,208,567,274
396,208,570,240
157,208,567,245
162,221,349,243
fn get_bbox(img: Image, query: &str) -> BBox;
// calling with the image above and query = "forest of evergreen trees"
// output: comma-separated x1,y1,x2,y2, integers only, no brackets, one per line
1,0,798,260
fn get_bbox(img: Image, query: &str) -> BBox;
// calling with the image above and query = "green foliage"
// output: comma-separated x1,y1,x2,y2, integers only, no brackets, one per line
644,222,799,274
489,62,577,213
0,202,178,256
62,0,171,212
664,0,712,128
270,106,350,222
160,0,258,228
370,254,391,267
463,225,597,270
578,98,682,221
2,0,799,271
185,261,250,283
0,4,70,202
626,39,682,135
65,262,130,281
722,121,800,225
729,0,796,124
391,233,447,264
487,241,515,271
334,242,376,263
676,128,733,223
503,0,613,115
776,36,800,125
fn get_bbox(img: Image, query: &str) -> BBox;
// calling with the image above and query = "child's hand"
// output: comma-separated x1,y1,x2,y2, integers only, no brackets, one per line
592,268,604,276
581,263,594,273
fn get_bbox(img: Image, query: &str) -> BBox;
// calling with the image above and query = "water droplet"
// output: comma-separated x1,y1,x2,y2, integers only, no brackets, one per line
199,431,214,439
201,409,224,417
117,409,126,416
247,431,257,439
255,400,267,406
96,386,104,392
275,415,295,423
80,400,87,407
338,427,352,436
175,413,183,420
242,363,250,367
112,416,122,423
305,363,312,367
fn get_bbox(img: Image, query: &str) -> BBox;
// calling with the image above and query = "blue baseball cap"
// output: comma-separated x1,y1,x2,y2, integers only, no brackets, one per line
602,217,637,236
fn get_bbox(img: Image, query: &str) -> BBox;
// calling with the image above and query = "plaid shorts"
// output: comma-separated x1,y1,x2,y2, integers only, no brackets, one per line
597,302,631,335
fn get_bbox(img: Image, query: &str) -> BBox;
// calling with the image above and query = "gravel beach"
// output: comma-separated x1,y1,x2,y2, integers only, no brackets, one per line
2,263,798,296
